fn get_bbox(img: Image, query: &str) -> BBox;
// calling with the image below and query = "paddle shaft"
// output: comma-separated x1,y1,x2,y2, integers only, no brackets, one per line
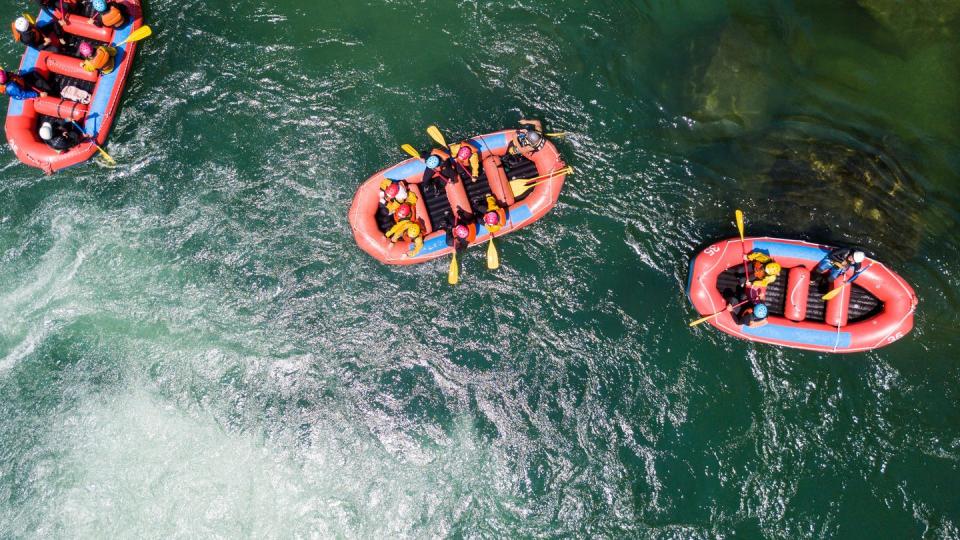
689,300,749,327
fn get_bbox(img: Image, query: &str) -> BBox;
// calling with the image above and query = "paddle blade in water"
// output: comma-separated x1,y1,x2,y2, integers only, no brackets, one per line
487,238,499,270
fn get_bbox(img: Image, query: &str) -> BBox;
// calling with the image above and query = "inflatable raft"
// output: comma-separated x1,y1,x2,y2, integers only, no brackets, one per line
687,237,917,353
5,1,143,173
349,129,567,264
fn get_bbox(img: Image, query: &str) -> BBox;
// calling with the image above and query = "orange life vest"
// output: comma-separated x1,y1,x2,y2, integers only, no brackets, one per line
753,261,766,279
100,6,124,27
11,23,40,45
82,47,116,73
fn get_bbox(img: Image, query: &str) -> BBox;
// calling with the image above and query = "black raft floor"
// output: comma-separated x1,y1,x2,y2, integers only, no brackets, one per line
716,266,882,324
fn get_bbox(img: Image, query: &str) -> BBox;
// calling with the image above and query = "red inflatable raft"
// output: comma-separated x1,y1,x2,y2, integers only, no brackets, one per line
349,129,567,265
5,1,143,173
687,237,917,353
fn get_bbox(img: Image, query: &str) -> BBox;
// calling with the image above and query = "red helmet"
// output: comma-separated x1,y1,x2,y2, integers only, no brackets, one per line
384,182,399,198
456,145,473,160
484,211,499,226
453,225,469,239
396,203,412,220
0,71,7,85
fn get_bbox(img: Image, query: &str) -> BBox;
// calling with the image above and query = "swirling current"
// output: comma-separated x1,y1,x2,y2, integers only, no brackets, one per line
1,0,959,537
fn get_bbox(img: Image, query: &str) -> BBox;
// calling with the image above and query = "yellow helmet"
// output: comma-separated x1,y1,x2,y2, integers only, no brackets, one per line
407,224,421,238
765,262,781,276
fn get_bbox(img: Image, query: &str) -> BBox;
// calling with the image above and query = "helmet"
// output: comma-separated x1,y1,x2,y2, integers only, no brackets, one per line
407,224,421,238
395,183,408,201
78,41,94,58
425,155,441,169
93,0,108,12
765,262,781,276
453,224,469,239
456,145,473,160
39,122,53,141
384,182,399,199
14,17,29,33
525,130,544,149
395,203,412,220
853,251,865,263
484,211,499,226
753,303,768,319
0,71,6,85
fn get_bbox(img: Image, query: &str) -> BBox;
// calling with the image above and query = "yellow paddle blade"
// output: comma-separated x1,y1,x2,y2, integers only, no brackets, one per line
546,132,567,138
400,144,421,159
94,144,116,166
23,12,36,25
822,285,845,301
735,209,745,241
509,166,573,197
688,313,717,327
448,252,459,285
487,238,499,270
117,24,152,46
426,125,448,149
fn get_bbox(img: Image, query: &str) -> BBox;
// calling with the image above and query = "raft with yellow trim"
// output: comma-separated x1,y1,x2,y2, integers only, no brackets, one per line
5,1,143,173
687,237,918,353
349,129,567,265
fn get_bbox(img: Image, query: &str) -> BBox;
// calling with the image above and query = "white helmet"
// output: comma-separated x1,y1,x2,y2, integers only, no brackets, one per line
39,122,53,141
396,184,408,202
853,251,865,263
14,17,29,33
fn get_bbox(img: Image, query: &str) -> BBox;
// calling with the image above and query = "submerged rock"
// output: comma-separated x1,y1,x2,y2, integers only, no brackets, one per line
857,0,960,43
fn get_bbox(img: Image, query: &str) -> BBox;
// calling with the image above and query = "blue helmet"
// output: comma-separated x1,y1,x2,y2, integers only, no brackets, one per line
753,303,768,319
93,0,108,12
425,155,441,169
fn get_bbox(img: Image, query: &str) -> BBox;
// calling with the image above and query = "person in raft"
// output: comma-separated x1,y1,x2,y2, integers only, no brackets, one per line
379,180,417,216
420,154,458,196
741,251,781,300
448,143,480,183
482,195,507,233
12,16,65,52
39,120,82,152
89,0,127,28
0,68,56,99
385,203,424,257
816,247,865,284
727,301,769,328
507,118,546,158
79,41,117,75
446,209,477,252
34,0,83,19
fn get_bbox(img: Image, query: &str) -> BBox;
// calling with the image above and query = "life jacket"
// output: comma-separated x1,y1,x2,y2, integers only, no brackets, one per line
753,260,766,280
82,46,115,74
740,307,768,328
11,23,41,45
100,6,124,27
484,197,507,233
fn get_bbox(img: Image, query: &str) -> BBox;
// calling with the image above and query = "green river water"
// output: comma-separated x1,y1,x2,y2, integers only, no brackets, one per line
1,0,959,537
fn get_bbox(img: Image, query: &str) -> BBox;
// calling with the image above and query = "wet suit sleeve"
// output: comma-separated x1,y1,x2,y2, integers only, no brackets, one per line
469,153,479,178
6,83,38,100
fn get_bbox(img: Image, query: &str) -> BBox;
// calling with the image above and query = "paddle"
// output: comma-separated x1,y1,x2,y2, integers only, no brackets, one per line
448,251,459,285
426,125,449,149
546,132,567,138
822,264,871,301
735,209,753,279
487,235,499,270
509,166,574,197
70,120,116,165
400,144,421,159
115,24,152,46
22,12,36,25
689,300,748,327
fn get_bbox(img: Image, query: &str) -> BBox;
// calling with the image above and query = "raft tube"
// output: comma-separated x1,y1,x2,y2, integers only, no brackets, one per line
349,129,566,265
686,237,917,353
5,1,144,173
